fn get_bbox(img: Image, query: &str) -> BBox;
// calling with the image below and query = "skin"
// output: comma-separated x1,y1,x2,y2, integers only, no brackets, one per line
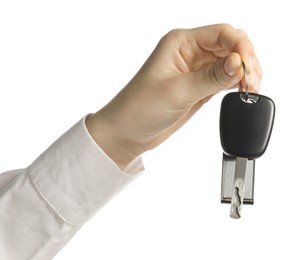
85,24,262,170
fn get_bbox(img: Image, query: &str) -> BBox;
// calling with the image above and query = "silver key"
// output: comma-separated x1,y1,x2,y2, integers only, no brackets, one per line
230,157,248,219
221,154,255,219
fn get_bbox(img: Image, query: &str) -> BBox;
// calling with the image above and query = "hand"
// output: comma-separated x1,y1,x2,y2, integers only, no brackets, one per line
86,24,262,169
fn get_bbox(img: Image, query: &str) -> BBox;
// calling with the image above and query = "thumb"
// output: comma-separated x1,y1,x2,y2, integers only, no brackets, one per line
191,52,243,99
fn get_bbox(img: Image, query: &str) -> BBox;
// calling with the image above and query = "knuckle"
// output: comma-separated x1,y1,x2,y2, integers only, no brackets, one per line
236,29,249,39
160,28,184,44
166,28,184,38
218,23,234,32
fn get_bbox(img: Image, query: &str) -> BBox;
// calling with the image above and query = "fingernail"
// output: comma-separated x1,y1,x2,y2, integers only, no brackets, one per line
224,56,239,76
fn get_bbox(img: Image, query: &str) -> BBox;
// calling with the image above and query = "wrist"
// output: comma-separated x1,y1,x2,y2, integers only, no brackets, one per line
85,112,142,170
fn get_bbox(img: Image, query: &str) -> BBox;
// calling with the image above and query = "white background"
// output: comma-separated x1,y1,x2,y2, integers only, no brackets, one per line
0,1,299,259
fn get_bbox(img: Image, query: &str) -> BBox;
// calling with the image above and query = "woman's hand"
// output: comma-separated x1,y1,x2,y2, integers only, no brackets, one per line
86,24,262,169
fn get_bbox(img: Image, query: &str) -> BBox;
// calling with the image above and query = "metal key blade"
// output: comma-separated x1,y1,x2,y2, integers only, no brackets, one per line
230,157,248,219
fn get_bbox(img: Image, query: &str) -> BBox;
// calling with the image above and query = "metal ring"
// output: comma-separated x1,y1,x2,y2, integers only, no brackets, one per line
239,61,249,100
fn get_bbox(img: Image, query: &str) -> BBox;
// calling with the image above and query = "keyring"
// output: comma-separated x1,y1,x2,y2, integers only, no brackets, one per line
239,61,249,101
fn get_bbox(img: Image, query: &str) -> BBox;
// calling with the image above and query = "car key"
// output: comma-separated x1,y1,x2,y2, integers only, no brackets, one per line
220,62,275,219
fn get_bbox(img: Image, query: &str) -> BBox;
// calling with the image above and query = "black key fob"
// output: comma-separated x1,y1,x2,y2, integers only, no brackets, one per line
220,92,276,159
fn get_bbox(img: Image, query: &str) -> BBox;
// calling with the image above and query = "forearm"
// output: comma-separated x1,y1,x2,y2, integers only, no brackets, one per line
0,116,144,259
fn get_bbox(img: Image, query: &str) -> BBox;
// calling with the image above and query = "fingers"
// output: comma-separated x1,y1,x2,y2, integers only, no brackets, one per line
185,52,243,100
183,24,262,95
188,24,256,73
145,24,261,106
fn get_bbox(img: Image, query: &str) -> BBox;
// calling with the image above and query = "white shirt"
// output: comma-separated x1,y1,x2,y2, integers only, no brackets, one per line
0,116,144,260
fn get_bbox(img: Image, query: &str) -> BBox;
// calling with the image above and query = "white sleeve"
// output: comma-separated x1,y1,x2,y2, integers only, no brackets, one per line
0,116,144,260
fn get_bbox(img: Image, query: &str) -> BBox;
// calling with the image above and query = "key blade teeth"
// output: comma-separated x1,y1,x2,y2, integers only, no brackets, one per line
230,157,248,219
230,182,243,219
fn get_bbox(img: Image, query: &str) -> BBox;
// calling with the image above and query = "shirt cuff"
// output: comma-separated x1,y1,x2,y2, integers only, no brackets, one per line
26,116,144,226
